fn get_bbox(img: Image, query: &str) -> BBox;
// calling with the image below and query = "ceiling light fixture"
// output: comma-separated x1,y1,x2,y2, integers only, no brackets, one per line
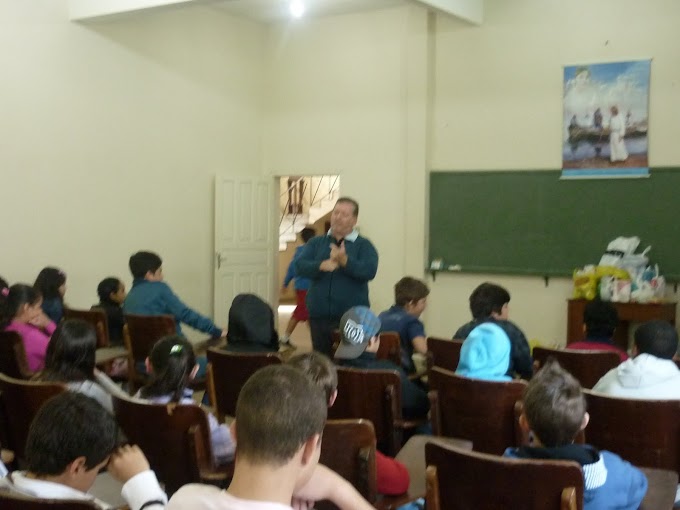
289,0,305,19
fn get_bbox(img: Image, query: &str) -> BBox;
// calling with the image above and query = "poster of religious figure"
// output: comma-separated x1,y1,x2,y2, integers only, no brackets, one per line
562,60,651,179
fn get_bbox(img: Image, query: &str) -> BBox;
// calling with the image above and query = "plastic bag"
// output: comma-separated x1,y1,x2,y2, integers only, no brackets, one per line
573,267,598,300
611,279,632,303
599,236,640,267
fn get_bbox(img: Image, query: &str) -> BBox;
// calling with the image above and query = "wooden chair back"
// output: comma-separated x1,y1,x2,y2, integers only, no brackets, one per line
532,347,620,389
206,348,282,422
316,419,377,510
427,336,463,372
63,308,110,348
425,442,583,510
112,394,223,496
327,366,404,456
377,331,402,367
0,492,99,509
428,367,527,455
0,374,65,460
123,314,176,392
0,331,33,380
583,390,680,474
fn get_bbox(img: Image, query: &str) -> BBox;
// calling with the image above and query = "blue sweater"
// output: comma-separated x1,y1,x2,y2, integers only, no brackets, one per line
283,245,311,291
123,279,221,338
294,234,378,319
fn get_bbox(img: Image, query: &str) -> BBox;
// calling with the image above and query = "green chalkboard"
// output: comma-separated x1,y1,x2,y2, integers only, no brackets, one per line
428,168,680,280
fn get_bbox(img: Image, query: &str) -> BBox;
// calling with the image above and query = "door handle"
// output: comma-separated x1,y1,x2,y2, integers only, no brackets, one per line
216,252,223,269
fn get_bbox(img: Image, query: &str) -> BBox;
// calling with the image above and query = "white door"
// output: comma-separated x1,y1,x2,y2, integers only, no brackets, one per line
214,176,277,319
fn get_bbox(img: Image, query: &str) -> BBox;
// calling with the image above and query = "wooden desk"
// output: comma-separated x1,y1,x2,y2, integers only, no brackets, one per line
567,299,677,352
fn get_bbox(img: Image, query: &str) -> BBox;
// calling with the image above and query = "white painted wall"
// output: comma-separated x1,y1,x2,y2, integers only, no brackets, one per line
0,1,265,337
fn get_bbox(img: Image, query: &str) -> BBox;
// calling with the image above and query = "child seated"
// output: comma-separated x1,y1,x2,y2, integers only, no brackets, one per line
34,319,128,414
335,306,429,420
34,267,67,324
168,365,374,509
378,276,429,374
456,322,513,381
136,335,235,465
0,284,55,372
567,299,628,362
92,277,127,347
124,251,225,339
288,351,410,496
0,392,166,509
505,359,648,510
453,282,533,379
224,293,280,353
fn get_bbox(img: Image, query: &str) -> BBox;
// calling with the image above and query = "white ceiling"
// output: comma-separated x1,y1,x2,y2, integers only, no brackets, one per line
211,0,409,23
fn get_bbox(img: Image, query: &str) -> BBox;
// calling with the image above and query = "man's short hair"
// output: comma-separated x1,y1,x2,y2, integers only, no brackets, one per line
522,359,586,447
335,197,359,217
635,320,679,360
300,227,316,243
394,277,430,307
25,393,117,476
129,251,162,279
583,299,618,338
235,365,327,465
469,282,510,319
288,352,338,404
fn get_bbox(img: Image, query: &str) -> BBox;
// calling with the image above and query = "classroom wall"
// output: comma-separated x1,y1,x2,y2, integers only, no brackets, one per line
425,0,680,343
0,1,265,336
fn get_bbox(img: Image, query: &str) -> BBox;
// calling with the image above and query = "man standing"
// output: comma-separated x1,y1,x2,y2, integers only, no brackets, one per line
295,197,379,356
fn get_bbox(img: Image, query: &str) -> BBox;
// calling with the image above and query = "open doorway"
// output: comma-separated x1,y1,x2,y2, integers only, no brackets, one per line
277,175,340,351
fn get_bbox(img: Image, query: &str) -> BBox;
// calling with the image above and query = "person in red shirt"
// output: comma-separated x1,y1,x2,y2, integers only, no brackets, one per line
288,352,410,496
568,299,629,362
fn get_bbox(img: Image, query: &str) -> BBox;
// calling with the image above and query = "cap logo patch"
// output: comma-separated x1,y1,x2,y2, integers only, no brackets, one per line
343,319,365,345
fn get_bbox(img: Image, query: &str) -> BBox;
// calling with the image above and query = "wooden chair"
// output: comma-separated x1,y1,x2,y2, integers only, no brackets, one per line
425,442,583,510
532,347,620,389
0,331,34,380
63,308,110,348
205,348,282,422
0,374,65,461
0,492,99,509
327,367,424,456
428,367,527,455
426,336,462,372
123,313,176,393
377,331,403,367
316,419,377,510
112,394,230,496
583,390,680,474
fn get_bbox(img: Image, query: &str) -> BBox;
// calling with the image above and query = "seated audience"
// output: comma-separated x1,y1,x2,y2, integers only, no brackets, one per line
225,293,279,353
124,251,225,339
335,306,429,420
593,320,680,399
288,351,410,496
453,282,533,379
168,365,374,509
0,284,55,372
92,277,127,346
505,359,647,510
456,322,513,381
567,299,628,362
34,319,127,413
0,392,166,509
136,335,235,465
378,277,429,374
34,267,67,324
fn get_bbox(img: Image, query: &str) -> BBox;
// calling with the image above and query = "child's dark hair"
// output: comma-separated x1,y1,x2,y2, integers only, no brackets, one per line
25,393,117,476
301,227,316,243
469,282,511,319
288,352,337,404
583,299,618,338
522,359,586,448
140,335,196,402
39,319,97,383
635,320,679,360
97,277,123,304
129,251,163,279
235,365,327,465
34,267,66,302
395,277,430,307
0,284,41,330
